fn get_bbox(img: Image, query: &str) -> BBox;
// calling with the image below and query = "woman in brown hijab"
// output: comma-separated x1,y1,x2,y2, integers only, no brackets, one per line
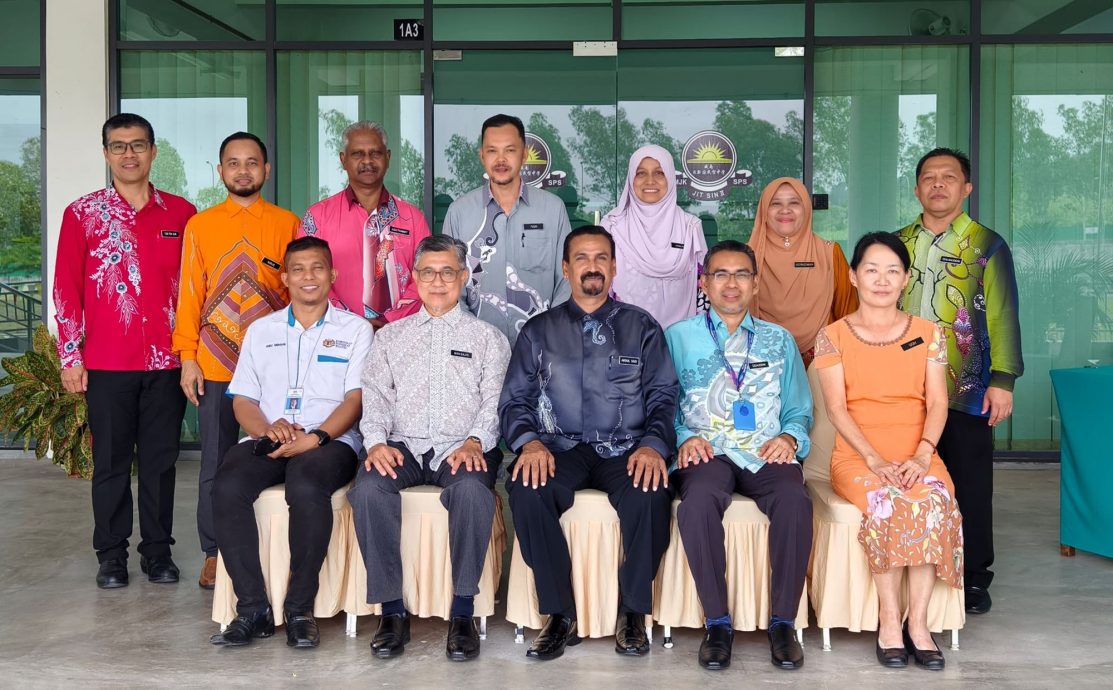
750,177,857,366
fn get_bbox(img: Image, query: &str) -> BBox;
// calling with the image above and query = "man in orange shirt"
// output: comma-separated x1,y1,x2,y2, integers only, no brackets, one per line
172,132,300,589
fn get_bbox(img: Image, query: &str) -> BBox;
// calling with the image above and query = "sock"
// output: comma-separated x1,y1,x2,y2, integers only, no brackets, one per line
705,613,732,629
769,615,795,630
381,599,405,617
450,595,474,618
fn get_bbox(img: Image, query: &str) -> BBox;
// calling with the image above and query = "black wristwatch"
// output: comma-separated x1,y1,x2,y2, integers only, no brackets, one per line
309,429,331,446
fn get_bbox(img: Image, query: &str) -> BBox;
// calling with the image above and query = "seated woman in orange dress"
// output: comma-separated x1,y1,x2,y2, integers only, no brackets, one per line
813,232,962,672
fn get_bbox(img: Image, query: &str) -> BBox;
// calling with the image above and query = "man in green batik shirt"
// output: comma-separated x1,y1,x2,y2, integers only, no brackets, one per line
895,147,1023,617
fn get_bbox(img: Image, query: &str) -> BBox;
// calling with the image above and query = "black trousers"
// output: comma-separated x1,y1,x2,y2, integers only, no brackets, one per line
673,456,812,621
85,369,186,563
197,379,240,557
213,440,357,616
505,443,672,616
938,410,995,589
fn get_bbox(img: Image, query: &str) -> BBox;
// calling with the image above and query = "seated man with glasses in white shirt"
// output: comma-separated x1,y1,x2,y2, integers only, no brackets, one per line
347,234,511,662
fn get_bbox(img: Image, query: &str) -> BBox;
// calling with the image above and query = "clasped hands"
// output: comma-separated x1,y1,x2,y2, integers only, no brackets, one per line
260,418,317,459
867,453,931,490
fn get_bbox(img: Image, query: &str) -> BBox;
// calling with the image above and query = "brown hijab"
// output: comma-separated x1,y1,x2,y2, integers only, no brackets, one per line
749,177,835,355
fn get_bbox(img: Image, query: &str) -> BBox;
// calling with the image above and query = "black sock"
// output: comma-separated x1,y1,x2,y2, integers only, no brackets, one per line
381,599,405,617
450,595,474,618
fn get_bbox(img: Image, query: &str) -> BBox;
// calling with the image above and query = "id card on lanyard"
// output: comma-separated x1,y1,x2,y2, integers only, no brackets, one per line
705,313,756,431
287,320,327,419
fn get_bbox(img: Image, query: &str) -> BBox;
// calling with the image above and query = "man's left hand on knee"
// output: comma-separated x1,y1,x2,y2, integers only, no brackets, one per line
627,447,669,492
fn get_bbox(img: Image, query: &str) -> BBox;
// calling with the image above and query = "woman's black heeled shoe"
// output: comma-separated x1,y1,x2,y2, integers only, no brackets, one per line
903,624,945,670
876,637,909,668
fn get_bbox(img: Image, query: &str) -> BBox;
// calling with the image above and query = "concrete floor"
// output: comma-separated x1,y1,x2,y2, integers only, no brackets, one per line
0,454,1111,688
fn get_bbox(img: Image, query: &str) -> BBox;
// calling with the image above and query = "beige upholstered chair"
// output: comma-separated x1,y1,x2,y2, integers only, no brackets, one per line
343,485,507,639
211,484,352,628
506,489,653,642
804,365,965,651
652,496,809,647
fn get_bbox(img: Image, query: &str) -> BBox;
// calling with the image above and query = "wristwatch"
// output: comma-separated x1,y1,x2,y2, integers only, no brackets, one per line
780,433,799,452
309,429,331,446
466,435,483,446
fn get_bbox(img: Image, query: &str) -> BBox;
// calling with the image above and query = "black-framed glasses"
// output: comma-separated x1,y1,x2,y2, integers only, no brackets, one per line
415,267,462,283
709,270,755,284
106,140,151,155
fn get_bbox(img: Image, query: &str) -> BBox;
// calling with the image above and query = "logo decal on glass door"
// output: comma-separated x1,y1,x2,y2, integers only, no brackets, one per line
521,133,567,189
677,130,753,201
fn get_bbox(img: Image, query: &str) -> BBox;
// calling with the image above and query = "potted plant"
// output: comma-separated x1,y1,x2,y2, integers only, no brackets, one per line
0,324,92,478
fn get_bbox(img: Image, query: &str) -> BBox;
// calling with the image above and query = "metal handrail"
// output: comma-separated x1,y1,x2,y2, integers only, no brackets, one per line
0,280,42,351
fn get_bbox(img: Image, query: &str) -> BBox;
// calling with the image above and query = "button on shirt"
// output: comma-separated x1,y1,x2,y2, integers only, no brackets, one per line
499,297,679,460
666,310,812,473
228,304,373,454
360,304,511,471
444,183,572,344
53,185,197,371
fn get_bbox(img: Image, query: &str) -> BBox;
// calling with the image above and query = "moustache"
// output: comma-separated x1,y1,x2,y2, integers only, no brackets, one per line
580,272,605,281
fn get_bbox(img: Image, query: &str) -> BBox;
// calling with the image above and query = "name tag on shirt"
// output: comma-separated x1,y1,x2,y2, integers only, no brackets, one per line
749,361,769,369
901,337,925,351
451,349,472,359
389,227,410,235
939,256,962,265
618,356,640,366
523,223,544,230
160,230,180,238
733,399,757,431
794,261,815,268
262,257,281,270
284,387,304,416
671,242,685,249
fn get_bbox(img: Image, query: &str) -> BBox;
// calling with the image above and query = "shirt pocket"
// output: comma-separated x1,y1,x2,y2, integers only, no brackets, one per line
518,228,554,274
606,353,642,398
446,347,483,390
311,353,351,400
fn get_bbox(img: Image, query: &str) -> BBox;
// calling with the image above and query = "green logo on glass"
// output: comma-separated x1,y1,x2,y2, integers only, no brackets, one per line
679,130,751,201
522,133,566,189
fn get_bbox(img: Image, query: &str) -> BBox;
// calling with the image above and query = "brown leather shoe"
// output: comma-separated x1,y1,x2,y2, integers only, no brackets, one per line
198,556,217,590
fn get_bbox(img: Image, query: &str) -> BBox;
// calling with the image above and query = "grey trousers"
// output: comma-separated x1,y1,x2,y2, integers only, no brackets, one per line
197,379,240,557
347,442,502,604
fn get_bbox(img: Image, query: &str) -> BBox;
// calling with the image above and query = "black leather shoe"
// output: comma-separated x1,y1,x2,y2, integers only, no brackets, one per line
698,625,733,670
371,613,410,658
285,612,320,649
526,614,581,661
876,637,909,668
769,623,804,669
615,612,650,656
965,586,992,614
446,616,481,661
139,556,179,584
210,608,275,646
904,626,945,670
96,559,128,589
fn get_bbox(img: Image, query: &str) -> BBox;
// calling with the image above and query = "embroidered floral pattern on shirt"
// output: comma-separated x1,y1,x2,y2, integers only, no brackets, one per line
74,189,144,328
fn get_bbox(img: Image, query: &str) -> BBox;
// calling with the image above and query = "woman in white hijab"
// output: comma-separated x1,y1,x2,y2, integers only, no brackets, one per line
602,145,708,328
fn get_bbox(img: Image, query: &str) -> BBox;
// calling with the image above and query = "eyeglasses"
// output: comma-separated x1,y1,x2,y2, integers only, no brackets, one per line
106,140,151,155
709,270,755,284
415,267,462,283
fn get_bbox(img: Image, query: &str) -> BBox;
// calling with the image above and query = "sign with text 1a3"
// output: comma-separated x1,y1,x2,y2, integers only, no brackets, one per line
394,19,424,41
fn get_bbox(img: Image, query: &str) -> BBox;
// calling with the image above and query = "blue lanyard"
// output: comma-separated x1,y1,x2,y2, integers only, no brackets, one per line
705,312,754,392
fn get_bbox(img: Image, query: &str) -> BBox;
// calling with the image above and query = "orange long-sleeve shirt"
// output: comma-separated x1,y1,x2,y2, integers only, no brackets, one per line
172,197,300,382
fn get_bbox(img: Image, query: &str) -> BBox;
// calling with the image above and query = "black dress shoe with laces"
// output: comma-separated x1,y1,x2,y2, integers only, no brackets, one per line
526,614,580,661
446,616,481,661
769,623,804,669
210,608,275,646
903,626,945,670
965,586,992,614
285,612,320,649
615,612,651,656
371,613,410,658
140,556,180,584
96,559,129,589
698,625,733,670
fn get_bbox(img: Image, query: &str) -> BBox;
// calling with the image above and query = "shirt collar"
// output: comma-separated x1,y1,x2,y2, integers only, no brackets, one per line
484,180,529,208
708,308,756,339
345,185,391,212
914,211,973,238
224,196,266,218
566,296,615,321
106,183,167,211
414,303,463,326
286,303,332,330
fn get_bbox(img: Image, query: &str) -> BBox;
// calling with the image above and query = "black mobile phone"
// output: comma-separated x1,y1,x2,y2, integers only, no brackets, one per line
253,436,282,456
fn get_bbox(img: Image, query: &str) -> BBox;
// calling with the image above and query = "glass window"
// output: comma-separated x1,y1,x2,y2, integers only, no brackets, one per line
812,46,970,247
118,0,264,41
815,1,970,37
276,51,424,218
432,50,618,231
983,1,1113,35
0,0,40,66
980,44,1113,451
433,0,612,42
277,0,424,42
619,48,804,242
622,1,804,40
0,78,41,358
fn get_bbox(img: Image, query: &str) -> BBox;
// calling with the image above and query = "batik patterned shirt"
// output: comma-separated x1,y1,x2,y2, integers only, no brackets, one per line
53,185,196,371
896,213,1024,416
666,310,812,473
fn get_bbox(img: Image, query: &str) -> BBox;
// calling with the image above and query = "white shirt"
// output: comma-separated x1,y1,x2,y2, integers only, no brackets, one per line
229,303,373,453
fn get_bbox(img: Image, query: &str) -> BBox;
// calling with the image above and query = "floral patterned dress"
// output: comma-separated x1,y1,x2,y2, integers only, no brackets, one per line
814,315,964,588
